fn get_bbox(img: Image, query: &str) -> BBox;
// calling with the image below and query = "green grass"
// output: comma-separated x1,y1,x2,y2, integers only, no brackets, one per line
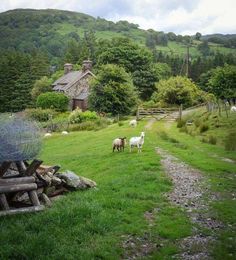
1,114,235,259
180,108,236,147
0,120,191,259
54,21,236,58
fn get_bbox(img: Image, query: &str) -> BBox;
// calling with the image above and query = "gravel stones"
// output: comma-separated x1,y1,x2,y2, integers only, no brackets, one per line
156,147,223,260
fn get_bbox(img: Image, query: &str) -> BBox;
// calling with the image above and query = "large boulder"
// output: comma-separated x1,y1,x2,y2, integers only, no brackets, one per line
56,171,96,190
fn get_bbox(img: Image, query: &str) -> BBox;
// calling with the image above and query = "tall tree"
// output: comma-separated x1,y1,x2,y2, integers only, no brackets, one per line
195,32,202,41
97,37,157,100
89,64,138,115
209,64,236,99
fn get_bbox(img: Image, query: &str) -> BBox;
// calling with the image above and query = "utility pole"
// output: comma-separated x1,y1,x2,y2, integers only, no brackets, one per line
186,45,189,77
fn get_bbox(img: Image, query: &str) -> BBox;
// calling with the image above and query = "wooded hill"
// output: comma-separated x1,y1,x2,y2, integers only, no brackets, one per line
0,9,235,113
0,8,236,64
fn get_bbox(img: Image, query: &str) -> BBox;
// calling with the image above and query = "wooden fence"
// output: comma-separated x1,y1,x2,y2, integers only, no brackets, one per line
136,106,181,120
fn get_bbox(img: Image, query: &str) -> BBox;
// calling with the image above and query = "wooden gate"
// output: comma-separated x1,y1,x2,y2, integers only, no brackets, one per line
136,107,181,121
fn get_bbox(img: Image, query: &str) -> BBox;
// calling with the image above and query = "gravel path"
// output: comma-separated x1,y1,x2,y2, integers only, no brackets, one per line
156,147,223,260
122,118,223,259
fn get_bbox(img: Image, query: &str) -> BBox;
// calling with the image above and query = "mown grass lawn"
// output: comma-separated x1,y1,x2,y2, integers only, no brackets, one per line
1,115,235,259
0,120,192,259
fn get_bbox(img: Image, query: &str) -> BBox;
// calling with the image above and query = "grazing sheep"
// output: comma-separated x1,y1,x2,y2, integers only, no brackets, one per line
129,132,145,153
44,133,52,137
113,137,126,152
230,106,236,112
61,131,69,135
129,119,137,127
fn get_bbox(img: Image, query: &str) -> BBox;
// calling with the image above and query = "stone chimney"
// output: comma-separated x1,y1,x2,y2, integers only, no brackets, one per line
82,60,92,72
64,63,73,74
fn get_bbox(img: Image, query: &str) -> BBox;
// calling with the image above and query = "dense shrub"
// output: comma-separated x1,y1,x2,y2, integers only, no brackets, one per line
152,76,202,108
80,110,99,121
25,108,56,122
201,137,208,143
194,118,201,128
45,114,70,132
68,118,110,132
208,135,217,145
177,119,186,128
69,108,98,124
225,132,236,151
68,121,97,131
179,126,188,133
199,123,209,133
36,92,69,112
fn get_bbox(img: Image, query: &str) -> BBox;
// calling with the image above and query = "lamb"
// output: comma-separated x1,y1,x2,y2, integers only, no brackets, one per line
230,106,236,112
129,132,145,153
129,119,137,127
44,133,52,137
112,137,126,152
61,131,69,135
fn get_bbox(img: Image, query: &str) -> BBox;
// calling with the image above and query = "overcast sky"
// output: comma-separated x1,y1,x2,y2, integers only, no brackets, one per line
0,0,235,35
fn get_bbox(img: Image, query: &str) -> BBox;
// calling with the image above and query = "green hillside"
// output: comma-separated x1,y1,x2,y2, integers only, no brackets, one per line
0,8,235,62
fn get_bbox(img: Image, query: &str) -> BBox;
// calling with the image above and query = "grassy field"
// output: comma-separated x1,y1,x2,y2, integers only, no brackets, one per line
0,114,235,259
55,22,236,58
0,121,192,259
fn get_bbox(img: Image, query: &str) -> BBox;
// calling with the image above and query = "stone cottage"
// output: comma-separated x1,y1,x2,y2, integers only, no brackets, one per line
52,60,95,111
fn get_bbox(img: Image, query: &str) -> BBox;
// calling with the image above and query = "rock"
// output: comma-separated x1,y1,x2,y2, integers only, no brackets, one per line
56,171,97,190
39,193,52,207
51,176,62,186
80,176,97,188
12,191,30,204
44,186,56,196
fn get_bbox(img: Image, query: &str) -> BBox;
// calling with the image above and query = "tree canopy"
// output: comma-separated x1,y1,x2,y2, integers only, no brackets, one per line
97,37,157,100
208,64,236,99
152,76,202,107
89,64,138,115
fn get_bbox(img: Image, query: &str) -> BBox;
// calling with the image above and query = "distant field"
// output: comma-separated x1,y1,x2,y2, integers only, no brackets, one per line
55,22,236,58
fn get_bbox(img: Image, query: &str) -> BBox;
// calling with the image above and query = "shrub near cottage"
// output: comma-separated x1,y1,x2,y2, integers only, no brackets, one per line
25,108,57,122
69,108,98,124
36,92,69,112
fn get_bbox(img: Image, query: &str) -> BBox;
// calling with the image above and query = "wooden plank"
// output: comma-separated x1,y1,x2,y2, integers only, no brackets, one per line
0,161,11,177
0,194,10,210
0,176,35,185
25,159,43,176
15,161,27,175
29,190,40,206
0,183,37,193
0,205,44,216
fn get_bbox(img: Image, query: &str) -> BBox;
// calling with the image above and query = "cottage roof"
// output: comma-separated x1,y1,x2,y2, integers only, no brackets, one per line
52,70,95,92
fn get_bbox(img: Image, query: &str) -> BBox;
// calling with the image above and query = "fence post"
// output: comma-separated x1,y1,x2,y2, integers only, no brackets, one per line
224,103,229,118
179,104,183,120
136,107,139,120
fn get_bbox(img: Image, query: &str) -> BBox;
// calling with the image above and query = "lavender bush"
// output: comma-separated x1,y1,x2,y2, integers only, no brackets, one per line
0,114,42,162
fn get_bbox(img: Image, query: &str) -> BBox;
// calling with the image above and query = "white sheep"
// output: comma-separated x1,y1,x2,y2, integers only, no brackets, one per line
230,106,236,112
129,119,137,127
129,132,145,153
61,131,69,135
44,133,52,137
